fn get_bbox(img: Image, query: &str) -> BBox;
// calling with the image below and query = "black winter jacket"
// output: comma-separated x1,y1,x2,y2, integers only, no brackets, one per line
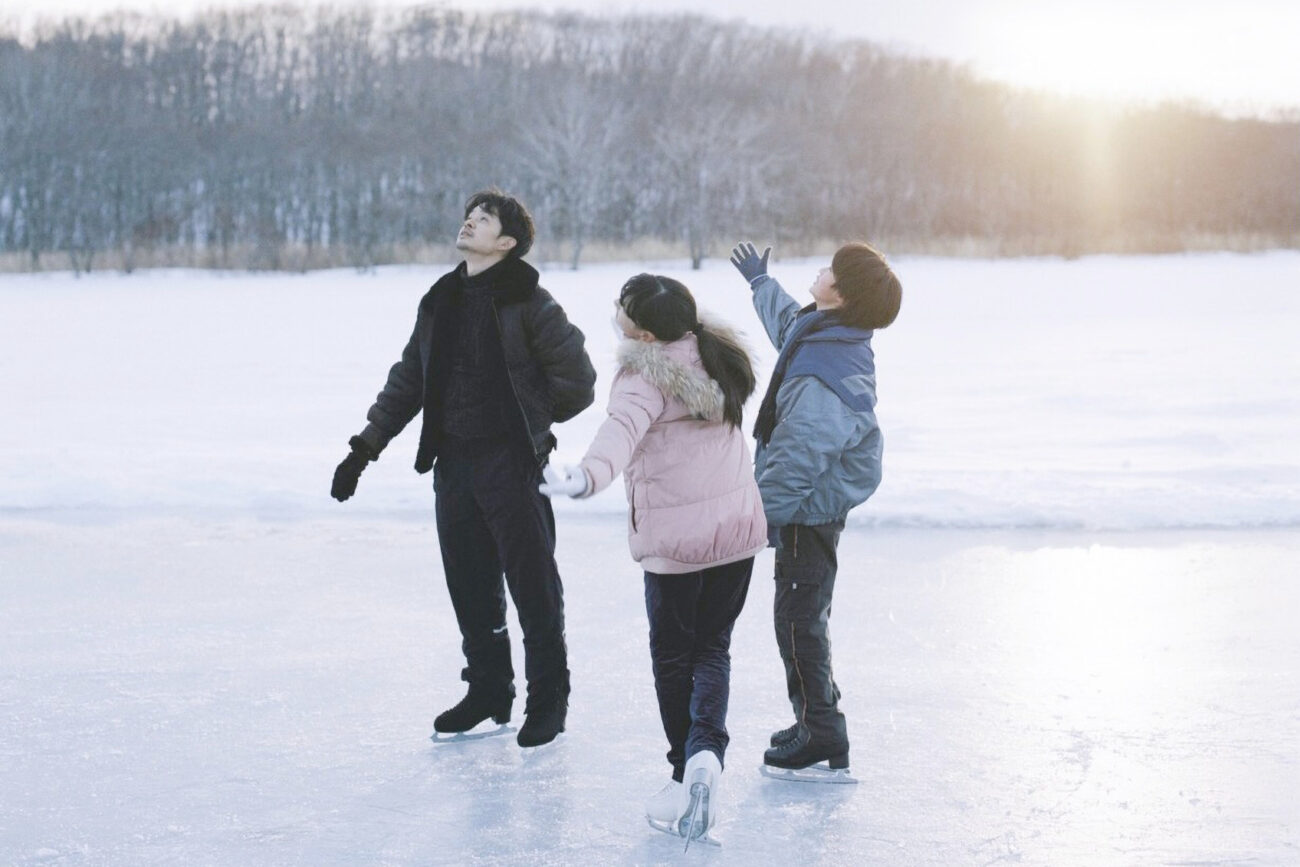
356,257,596,472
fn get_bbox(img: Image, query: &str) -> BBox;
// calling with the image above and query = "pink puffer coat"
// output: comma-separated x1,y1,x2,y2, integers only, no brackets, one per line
578,327,768,574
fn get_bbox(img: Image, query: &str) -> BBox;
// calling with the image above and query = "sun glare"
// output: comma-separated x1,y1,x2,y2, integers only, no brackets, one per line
969,2,1300,112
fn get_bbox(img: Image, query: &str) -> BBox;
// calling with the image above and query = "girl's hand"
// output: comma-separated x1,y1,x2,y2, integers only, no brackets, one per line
539,464,590,498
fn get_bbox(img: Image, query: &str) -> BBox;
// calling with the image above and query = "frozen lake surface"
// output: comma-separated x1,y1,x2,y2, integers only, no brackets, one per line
1,252,1297,864
1,519,1296,865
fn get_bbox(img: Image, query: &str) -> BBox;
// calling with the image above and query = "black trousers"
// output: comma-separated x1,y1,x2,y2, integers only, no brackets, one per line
645,558,753,781
773,522,848,748
433,439,568,708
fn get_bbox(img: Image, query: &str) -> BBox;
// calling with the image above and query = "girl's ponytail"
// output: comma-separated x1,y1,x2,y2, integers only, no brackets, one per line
619,273,756,428
694,325,756,430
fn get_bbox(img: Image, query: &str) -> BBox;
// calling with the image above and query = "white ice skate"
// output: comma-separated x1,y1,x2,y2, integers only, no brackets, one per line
644,780,683,835
673,750,723,850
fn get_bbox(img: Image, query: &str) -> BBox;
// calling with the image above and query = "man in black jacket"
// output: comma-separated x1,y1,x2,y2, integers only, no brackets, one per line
331,190,596,747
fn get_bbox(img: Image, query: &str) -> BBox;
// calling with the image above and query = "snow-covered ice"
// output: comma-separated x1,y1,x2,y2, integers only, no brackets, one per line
2,519,1295,864
1,252,1297,864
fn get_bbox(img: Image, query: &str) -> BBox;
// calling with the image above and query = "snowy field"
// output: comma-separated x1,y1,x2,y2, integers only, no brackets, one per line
1,252,1298,864
0,252,1297,527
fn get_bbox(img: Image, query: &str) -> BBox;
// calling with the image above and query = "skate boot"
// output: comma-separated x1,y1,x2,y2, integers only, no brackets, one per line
763,727,849,771
433,688,512,734
769,722,801,747
645,780,684,826
517,691,567,748
676,750,722,847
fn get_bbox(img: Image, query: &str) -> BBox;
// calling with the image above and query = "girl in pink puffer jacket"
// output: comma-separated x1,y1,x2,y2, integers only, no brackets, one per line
540,273,766,843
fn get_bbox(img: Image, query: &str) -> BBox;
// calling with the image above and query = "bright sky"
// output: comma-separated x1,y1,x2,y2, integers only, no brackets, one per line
8,0,1300,115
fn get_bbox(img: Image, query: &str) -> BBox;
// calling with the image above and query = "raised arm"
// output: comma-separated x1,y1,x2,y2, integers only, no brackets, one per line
730,241,801,350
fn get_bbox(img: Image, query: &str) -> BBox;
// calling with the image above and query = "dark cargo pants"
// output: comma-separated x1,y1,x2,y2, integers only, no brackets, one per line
434,438,569,709
774,522,848,748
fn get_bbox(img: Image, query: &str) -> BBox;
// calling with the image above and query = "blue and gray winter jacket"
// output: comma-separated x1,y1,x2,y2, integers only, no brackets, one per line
750,275,883,531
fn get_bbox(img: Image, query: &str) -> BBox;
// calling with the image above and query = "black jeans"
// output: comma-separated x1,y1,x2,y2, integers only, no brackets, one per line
774,522,847,748
644,557,753,781
434,438,569,709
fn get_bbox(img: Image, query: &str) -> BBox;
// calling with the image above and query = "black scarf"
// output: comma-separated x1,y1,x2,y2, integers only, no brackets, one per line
752,308,834,446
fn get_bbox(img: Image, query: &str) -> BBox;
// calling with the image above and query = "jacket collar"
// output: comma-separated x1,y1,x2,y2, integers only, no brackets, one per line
795,306,873,343
427,256,539,305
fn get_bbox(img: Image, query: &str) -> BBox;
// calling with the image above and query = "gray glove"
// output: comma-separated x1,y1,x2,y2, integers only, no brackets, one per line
729,242,771,286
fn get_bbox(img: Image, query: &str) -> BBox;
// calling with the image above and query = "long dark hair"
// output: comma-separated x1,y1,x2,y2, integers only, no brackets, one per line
618,273,756,429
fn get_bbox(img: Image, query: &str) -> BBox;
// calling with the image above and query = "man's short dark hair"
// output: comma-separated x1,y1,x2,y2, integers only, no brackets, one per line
464,189,534,258
831,242,902,330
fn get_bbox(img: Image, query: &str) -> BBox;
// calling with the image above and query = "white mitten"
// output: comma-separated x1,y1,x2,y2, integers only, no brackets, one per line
539,463,590,498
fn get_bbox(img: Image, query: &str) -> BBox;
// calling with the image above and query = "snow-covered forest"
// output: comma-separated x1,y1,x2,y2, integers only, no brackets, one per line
1,5,1297,273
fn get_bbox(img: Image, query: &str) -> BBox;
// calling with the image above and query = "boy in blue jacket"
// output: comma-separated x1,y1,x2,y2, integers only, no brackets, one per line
730,241,902,773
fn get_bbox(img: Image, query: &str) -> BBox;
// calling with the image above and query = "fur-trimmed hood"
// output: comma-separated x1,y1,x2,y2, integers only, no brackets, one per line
614,315,746,422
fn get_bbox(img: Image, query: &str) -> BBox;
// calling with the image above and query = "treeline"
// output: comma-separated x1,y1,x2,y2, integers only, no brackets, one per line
1,5,1296,273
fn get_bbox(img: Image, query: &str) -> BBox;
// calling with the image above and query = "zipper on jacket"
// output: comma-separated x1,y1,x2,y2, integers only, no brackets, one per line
489,301,541,459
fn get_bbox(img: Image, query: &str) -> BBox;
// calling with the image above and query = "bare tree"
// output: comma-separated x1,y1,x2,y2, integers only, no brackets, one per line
522,77,629,269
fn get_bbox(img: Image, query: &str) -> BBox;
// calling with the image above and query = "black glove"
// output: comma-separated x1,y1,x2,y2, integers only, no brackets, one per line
729,242,771,286
331,436,376,502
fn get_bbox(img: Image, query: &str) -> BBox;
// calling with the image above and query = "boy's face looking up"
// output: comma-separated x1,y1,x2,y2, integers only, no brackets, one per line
810,266,843,311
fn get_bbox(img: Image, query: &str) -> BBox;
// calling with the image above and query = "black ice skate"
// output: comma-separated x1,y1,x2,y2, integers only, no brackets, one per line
431,689,513,742
760,728,857,785
769,722,800,748
516,695,566,748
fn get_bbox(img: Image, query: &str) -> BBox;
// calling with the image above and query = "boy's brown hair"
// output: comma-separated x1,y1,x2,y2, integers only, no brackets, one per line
831,242,901,330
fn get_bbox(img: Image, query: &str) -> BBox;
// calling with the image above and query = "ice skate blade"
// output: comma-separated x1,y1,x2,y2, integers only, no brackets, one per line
518,731,565,754
760,763,858,784
678,782,710,851
429,724,515,743
646,816,721,848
